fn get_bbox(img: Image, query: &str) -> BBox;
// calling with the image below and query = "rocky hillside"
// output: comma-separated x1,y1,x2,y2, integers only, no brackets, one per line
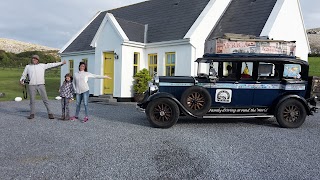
307,28,320,53
0,38,59,54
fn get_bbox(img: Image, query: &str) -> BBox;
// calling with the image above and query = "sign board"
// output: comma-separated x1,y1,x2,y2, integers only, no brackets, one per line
205,38,296,56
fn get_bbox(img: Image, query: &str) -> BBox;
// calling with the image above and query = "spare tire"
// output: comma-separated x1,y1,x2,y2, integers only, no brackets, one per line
180,86,211,116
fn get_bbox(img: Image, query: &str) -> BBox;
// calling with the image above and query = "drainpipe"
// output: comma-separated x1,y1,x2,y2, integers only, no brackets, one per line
144,24,148,43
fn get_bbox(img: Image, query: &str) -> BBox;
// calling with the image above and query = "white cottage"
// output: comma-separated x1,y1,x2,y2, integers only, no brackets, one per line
59,0,309,101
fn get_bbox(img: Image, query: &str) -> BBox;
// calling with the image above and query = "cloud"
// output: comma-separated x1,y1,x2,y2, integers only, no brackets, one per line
0,0,145,48
0,0,318,48
300,0,320,29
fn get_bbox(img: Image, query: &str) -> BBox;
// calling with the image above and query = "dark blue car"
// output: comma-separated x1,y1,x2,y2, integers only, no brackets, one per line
137,53,318,128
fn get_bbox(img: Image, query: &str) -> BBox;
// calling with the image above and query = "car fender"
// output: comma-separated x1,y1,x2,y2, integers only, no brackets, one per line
147,92,199,118
273,94,312,115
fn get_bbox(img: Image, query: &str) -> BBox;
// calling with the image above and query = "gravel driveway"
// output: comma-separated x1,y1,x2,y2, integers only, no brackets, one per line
0,100,320,179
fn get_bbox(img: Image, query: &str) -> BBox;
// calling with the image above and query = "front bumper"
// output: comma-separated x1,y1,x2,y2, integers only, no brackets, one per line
307,96,318,114
136,104,145,113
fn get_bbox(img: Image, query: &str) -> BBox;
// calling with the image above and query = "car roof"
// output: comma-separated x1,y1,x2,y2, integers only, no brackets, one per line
195,53,308,65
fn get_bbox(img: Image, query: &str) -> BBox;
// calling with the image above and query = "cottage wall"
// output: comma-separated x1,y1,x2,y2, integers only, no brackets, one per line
260,0,309,60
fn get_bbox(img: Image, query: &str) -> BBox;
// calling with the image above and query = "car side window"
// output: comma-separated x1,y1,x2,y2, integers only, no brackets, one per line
241,62,253,80
283,64,301,79
222,62,237,80
258,62,279,81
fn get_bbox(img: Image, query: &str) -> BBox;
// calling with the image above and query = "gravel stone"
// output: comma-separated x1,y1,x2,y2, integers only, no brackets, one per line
0,100,319,179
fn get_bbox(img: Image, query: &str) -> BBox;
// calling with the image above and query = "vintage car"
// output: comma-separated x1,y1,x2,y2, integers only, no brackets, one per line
137,53,318,128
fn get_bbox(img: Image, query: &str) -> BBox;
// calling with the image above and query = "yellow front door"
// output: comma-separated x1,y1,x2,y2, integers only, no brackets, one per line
103,52,114,94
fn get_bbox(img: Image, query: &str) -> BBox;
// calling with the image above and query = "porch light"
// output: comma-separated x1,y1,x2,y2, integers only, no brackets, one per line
114,52,119,59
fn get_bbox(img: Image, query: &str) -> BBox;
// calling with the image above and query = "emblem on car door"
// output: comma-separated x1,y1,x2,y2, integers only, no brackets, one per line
215,89,232,103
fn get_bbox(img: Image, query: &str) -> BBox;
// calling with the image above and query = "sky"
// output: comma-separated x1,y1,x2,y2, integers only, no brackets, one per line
0,0,319,49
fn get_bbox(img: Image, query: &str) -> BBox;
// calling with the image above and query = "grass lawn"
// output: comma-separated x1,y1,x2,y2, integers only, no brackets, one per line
308,57,320,76
0,68,60,102
0,57,319,102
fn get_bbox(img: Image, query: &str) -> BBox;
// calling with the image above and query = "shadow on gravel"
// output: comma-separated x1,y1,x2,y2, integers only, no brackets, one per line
177,116,279,128
90,103,151,127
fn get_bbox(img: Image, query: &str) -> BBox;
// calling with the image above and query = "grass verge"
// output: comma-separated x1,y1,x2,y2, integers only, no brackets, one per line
0,68,60,101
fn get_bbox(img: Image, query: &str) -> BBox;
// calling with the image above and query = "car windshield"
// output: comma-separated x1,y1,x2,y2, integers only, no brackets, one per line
197,61,218,77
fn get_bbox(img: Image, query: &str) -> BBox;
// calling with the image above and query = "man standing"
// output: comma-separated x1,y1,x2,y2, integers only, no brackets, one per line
20,55,66,119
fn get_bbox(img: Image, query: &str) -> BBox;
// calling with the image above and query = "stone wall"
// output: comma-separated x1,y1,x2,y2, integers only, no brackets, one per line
311,77,320,98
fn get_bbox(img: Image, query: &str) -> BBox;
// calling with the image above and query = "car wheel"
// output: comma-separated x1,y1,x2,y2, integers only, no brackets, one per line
276,99,307,128
146,98,179,128
180,86,211,116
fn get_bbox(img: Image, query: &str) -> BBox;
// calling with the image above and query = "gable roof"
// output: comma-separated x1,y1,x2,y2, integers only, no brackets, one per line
109,0,211,43
115,17,145,43
63,11,107,53
62,0,211,53
208,0,277,40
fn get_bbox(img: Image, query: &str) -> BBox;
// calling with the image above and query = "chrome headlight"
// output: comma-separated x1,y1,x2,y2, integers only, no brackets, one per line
148,81,158,94
154,76,160,84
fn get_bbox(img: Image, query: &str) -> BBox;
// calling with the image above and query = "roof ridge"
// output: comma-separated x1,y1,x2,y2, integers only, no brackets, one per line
114,16,146,26
106,0,149,12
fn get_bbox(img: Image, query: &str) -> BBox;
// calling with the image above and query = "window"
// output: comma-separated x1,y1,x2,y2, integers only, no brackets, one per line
258,62,279,80
197,61,218,77
82,58,88,70
165,52,175,76
283,64,301,79
241,62,253,79
133,53,140,76
69,60,74,75
148,54,157,76
222,62,237,79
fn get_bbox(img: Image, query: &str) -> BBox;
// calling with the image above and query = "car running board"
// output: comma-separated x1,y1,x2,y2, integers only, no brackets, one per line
202,115,274,119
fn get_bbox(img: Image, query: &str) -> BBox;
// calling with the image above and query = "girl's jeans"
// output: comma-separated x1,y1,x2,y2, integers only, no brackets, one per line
75,91,89,117
61,97,71,117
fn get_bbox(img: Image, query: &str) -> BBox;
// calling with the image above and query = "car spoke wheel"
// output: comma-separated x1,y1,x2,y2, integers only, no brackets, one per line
276,99,306,128
283,105,300,122
186,92,205,110
181,86,211,116
146,98,179,128
153,103,173,122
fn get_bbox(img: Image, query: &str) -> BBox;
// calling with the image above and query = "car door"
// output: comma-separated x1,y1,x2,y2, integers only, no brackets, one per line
211,61,255,107
252,62,282,106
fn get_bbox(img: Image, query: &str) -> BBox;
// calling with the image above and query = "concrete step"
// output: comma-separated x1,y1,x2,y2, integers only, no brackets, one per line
98,94,113,99
89,95,117,103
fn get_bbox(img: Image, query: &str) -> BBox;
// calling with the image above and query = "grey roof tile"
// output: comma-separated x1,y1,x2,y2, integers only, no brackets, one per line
63,12,107,53
109,0,211,43
208,0,277,39
115,17,145,43
62,0,210,53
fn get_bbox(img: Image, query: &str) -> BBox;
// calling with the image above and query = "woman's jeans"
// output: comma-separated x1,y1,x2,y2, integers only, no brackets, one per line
75,91,89,117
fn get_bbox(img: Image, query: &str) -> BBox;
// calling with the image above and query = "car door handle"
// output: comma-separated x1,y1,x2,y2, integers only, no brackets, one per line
256,81,261,84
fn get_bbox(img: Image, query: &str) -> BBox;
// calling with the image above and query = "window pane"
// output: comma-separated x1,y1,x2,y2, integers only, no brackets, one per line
167,54,170,64
166,66,170,76
171,67,175,76
154,56,157,64
149,56,153,64
284,64,301,78
134,66,137,75
241,62,253,79
172,54,175,64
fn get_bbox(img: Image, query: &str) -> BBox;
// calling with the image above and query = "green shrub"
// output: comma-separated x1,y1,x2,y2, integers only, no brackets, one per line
133,68,152,94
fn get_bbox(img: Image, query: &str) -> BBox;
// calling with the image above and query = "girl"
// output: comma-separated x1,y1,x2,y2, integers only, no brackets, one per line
59,73,74,120
70,62,111,122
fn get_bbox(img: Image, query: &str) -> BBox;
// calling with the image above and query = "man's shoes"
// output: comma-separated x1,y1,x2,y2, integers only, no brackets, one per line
70,116,78,121
48,114,54,119
59,114,65,120
27,114,35,119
